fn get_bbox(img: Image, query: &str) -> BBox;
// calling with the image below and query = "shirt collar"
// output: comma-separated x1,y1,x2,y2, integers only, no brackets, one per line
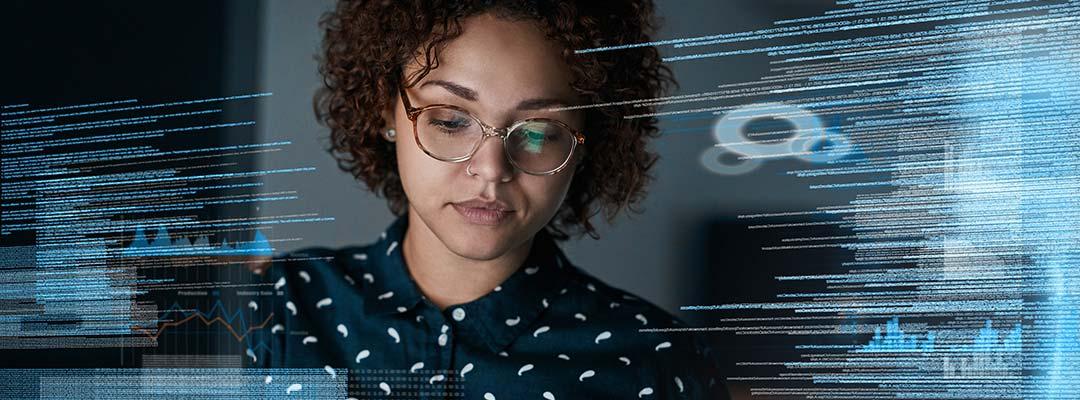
346,213,571,354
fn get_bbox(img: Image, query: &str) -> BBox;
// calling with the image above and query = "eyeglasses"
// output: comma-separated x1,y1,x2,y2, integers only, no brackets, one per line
398,85,585,176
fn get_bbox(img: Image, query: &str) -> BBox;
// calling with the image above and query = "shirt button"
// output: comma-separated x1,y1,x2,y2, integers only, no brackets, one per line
452,307,466,321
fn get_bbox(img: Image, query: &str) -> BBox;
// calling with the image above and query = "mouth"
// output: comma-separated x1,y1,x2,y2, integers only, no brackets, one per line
451,199,514,225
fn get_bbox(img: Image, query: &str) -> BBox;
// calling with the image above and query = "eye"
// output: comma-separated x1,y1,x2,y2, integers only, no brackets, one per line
422,108,474,134
428,116,471,133
525,128,546,141
518,127,553,153
533,127,564,142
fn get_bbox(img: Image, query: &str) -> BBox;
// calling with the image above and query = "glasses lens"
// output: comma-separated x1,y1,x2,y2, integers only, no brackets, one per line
506,120,575,173
416,107,483,159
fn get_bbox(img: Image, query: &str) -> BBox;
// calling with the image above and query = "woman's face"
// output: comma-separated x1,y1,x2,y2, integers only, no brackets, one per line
390,13,584,261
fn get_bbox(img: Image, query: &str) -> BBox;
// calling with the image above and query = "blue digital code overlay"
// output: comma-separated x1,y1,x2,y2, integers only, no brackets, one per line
595,0,1080,398
2,0,1080,398
0,92,333,352
0,368,346,399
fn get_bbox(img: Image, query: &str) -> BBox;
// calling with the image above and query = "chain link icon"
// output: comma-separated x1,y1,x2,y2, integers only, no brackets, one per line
700,102,853,175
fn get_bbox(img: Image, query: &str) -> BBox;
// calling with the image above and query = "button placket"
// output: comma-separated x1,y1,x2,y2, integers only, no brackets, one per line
416,303,454,400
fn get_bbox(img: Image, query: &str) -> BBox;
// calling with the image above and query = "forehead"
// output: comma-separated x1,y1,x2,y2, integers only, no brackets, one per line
406,13,577,102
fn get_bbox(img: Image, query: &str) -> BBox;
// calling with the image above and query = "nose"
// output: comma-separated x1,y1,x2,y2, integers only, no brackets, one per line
466,131,514,182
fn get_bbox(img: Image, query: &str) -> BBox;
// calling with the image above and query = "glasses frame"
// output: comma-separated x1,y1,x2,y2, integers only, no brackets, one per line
398,85,585,176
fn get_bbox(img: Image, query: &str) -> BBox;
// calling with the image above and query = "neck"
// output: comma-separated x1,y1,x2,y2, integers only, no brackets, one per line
400,208,532,310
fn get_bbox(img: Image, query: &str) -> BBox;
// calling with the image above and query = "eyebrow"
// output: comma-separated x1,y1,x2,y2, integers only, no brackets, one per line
420,79,573,111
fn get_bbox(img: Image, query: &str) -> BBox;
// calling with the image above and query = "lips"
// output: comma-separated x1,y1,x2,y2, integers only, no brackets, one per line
453,198,513,212
452,198,513,225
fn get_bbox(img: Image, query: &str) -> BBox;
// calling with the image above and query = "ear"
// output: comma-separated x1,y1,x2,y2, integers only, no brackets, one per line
380,91,399,142
381,90,398,125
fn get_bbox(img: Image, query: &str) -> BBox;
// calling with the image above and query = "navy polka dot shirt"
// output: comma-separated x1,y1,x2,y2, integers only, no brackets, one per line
246,214,729,399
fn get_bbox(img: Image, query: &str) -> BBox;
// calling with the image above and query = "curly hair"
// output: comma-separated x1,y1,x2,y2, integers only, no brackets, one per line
314,0,674,241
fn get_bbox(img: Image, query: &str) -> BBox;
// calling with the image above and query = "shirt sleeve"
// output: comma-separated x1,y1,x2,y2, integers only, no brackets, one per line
242,261,287,370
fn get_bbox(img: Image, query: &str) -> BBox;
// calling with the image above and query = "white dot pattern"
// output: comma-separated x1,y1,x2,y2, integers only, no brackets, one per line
245,215,726,399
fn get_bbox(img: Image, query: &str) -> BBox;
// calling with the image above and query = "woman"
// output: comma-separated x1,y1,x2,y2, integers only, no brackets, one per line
248,1,729,399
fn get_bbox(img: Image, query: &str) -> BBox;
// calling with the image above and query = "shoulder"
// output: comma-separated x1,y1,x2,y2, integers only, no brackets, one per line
555,265,730,399
244,245,374,369
257,244,374,300
251,244,379,329
558,264,686,328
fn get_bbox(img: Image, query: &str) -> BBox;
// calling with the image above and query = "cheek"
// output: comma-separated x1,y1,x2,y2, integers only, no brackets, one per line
521,172,575,214
395,127,448,204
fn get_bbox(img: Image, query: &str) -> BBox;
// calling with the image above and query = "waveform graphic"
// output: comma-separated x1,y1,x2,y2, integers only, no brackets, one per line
943,321,1023,378
122,226,273,257
858,317,936,353
858,318,1021,354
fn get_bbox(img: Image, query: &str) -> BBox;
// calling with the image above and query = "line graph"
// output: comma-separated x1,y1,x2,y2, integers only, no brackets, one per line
132,300,275,343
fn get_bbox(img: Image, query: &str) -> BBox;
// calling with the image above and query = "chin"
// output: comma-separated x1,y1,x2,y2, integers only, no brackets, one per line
440,212,526,260
442,230,513,261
